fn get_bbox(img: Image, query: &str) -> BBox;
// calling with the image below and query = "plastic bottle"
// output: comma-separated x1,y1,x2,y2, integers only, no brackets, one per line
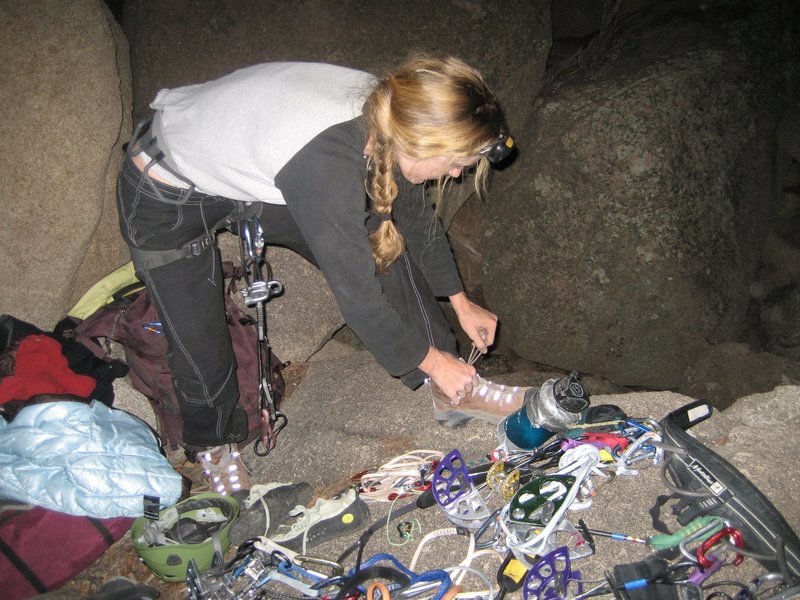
497,371,589,451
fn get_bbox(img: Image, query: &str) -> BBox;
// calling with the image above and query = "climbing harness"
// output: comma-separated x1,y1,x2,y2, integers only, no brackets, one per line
123,118,261,273
659,400,800,577
122,119,289,457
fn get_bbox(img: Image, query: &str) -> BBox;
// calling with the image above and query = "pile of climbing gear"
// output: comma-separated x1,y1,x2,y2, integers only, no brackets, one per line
147,374,799,599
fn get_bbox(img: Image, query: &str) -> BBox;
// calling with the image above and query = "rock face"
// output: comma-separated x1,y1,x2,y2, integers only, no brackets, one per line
2,0,796,403
748,101,800,364
483,18,783,390
750,232,800,362
0,0,131,329
122,0,550,134
680,342,800,410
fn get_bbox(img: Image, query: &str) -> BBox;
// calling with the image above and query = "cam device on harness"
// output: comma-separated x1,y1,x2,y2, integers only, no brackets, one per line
237,218,287,456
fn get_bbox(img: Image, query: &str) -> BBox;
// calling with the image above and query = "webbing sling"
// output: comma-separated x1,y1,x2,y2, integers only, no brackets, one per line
128,234,215,273
128,199,262,273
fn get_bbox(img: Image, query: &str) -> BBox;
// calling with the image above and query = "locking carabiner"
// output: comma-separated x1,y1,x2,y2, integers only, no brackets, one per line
696,526,745,568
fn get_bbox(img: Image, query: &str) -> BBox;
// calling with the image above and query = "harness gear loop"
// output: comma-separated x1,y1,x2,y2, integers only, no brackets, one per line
234,217,288,456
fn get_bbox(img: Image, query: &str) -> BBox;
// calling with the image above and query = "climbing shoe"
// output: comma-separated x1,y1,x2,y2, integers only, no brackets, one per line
89,576,159,600
269,488,370,553
430,376,529,427
229,481,314,546
196,444,251,496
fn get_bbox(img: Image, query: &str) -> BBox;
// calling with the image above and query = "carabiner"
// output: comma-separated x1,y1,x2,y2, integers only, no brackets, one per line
614,431,662,474
678,518,725,563
297,554,345,578
474,507,504,550
254,408,288,456
696,527,745,568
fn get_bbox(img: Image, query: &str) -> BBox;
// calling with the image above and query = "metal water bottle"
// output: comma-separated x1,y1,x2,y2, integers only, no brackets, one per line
497,371,589,451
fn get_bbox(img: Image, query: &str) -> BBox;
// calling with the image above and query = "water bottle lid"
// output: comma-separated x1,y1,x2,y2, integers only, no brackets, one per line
553,371,589,413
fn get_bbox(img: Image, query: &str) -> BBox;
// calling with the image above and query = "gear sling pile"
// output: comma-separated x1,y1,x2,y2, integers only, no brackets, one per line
178,384,800,599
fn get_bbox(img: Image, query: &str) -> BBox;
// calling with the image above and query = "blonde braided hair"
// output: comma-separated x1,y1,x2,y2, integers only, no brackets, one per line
363,53,506,272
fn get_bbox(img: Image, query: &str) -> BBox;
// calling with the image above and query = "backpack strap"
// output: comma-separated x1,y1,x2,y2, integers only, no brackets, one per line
112,282,146,301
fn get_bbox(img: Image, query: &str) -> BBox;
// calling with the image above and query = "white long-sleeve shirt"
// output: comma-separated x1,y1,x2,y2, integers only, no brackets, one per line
150,62,375,203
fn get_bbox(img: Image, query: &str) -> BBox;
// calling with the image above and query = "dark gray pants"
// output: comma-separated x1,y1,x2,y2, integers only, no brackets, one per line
116,157,455,447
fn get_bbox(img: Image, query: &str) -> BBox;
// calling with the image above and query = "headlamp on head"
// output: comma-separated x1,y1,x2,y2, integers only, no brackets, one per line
479,132,515,164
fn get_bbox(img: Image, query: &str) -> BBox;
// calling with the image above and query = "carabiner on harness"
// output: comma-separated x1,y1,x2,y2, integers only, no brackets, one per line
236,217,288,456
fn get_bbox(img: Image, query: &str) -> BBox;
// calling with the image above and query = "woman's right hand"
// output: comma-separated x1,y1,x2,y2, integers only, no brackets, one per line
418,346,478,405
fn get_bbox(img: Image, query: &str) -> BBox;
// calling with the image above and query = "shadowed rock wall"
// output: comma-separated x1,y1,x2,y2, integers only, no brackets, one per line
2,0,795,406
0,0,130,329
483,10,794,393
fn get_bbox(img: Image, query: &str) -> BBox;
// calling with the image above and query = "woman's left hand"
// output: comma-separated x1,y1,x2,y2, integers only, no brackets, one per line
449,291,498,354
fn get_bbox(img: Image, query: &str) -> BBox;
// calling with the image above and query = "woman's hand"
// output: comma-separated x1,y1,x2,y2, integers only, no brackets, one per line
418,346,477,405
449,291,498,354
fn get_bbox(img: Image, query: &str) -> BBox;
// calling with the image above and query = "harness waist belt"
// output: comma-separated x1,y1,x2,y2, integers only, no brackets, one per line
125,117,265,273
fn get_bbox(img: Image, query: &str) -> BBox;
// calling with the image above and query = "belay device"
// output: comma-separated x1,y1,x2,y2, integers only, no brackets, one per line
238,218,287,455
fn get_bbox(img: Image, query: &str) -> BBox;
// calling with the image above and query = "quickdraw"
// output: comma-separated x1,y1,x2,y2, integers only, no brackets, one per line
237,217,288,456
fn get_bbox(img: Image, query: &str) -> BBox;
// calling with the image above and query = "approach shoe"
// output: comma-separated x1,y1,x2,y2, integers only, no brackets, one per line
430,376,529,427
269,488,370,553
197,443,251,496
229,481,314,546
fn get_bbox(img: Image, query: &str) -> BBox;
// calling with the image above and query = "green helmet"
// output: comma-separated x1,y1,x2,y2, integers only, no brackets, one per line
131,493,239,582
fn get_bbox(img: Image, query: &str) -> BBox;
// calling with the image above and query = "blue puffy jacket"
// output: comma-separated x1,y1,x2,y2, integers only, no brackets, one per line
0,400,182,517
